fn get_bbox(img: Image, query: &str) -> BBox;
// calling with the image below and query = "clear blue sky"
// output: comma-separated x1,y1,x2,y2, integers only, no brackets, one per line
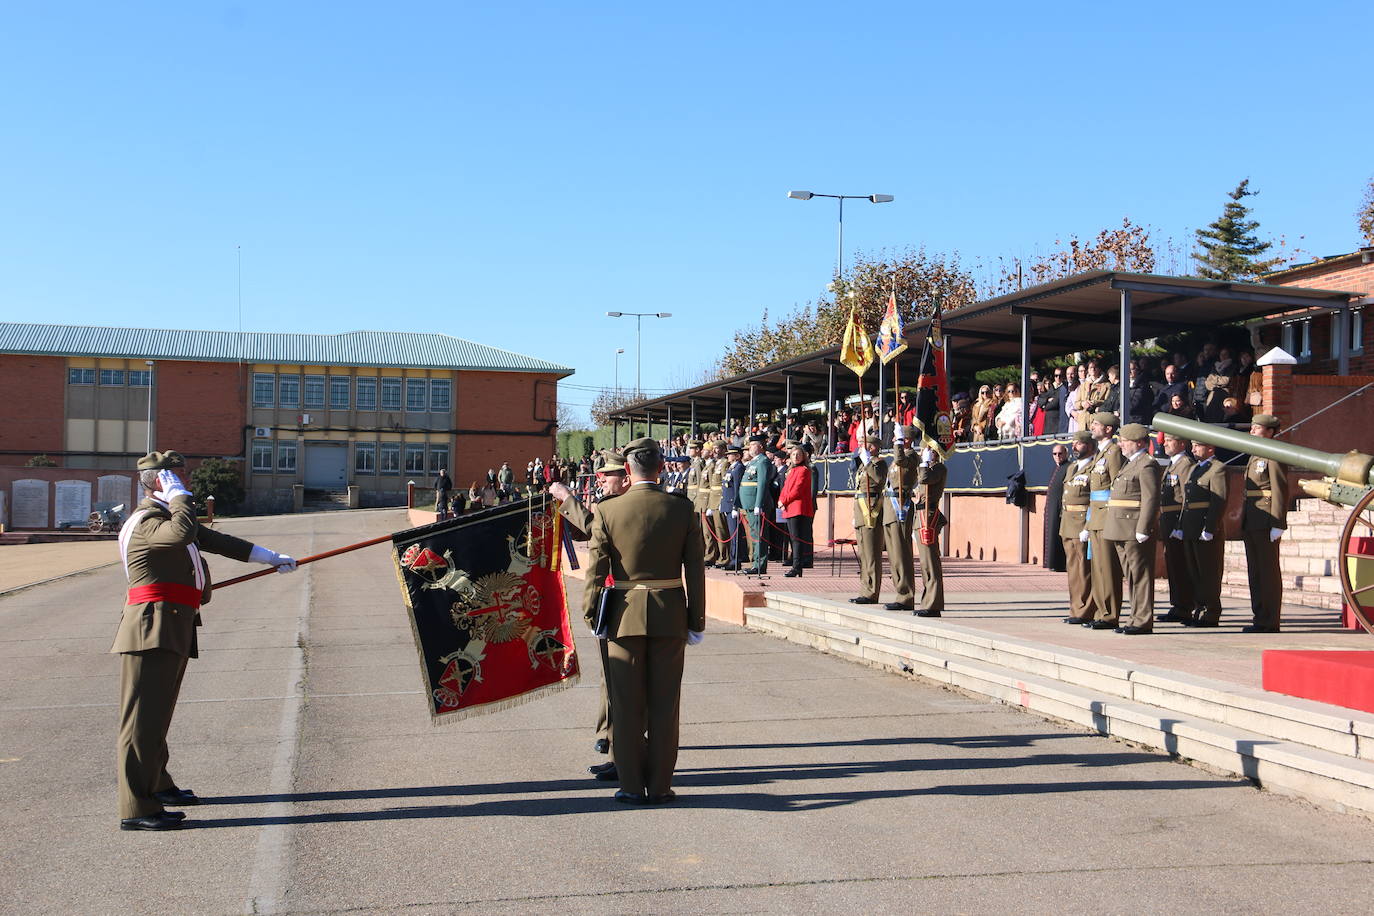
3,2,1369,423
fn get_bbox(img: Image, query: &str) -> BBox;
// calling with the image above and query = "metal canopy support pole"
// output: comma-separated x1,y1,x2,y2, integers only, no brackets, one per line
784,375,793,437
666,404,674,445
1119,288,1133,425
723,390,732,439
1338,308,1351,376
748,384,757,434
646,412,653,442
826,364,836,453
689,399,697,437
1019,313,1031,565
612,417,619,448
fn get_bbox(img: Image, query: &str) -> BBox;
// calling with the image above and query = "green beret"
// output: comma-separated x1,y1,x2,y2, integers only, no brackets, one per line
864,435,882,448
1252,413,1280,429
623,437,660,458
1119,423,1149,441
1071,430,1093,444
895,425,916,442
137,450,185,471
1091,411,1119,429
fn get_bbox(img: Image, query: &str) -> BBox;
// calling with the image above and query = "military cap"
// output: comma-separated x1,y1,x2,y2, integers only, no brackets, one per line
1071,430,1094,444
623,437,660,457
1251,413,1280,429
952,391,970,402
895,425,917,442
688,439,703,449
1091,411,1120,429
748,434,769,444
724,444,742,456
137,450,185,471
597,451,627,474
864,434,882,448
1119,423,1149,441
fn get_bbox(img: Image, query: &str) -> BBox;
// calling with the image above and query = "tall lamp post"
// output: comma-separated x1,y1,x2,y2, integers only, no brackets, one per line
786,190,894,282
614,348,625,395
144,360,155,452
606,311,671,399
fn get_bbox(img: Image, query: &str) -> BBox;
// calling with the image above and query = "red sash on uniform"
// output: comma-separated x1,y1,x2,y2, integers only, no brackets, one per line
126,583,202,609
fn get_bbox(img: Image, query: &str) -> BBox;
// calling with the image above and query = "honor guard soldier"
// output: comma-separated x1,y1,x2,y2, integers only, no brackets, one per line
849,434,888,605
1156,434,1197,624
1102,423,1162,634
718,444,745,570
1061,431,1099,624
1083,411,1125,629
549,451,628,775
582,437,706,804
881,427,921,611
1179,440,1227,627
699,441,722,568
913,441,948,618
738,435,776,574
707,443,731,568
113,450,297,830
685,440,703,508
1242,414,1289,632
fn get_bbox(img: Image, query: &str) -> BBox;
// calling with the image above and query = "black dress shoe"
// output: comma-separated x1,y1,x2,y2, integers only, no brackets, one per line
120,813,184,831
1064,616,1089,624
1089,620,1118,630
915,609,941,618
647,790,677,805
613,789,646,804
153,788,199,806
743,567,762,575
1156,612,1191,623
593,765,620,782
593,738,609,755
784,569,801,577
1120,626,1153,635
1191,619,1219,628
1242,625,1281,633
588,761,616,775
849,597,877,604
884,601,913,611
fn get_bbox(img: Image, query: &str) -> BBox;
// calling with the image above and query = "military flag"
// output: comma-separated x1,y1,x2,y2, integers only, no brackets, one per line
839,302,874,377
875,291,907,365
914,301,953,457
393,498,579,723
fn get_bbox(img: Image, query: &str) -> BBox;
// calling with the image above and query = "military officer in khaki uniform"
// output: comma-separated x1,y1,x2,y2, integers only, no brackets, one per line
1102,423,1162,634
849,435,888,605
700,442,723,567
582,437,706,804
1242,414,1289,632
913,442,948,618
113,451,296,830
550,451,628,773
1179,440,1228,627
1060,431,1098,624
1083,412,1125,629
684,439,702,507
1156,434,1197,624
881,427,921,611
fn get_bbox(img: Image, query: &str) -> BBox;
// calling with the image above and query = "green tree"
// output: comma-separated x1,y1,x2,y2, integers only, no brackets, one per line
190,458,245,513
25,454,57,467
1358,175,1374,247
982,217,1157,295
1193,179,1284,280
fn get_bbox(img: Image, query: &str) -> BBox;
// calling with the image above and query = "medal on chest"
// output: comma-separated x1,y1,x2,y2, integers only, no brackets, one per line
1255,459,1267,474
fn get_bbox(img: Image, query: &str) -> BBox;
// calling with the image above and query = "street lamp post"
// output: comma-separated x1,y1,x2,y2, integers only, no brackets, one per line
605,311,671,399
614,348,625,395
787,190,894,281
145,360,155,452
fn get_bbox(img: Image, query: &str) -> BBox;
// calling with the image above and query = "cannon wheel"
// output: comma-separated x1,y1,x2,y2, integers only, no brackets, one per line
87,511,104,533
1337,487,1374,636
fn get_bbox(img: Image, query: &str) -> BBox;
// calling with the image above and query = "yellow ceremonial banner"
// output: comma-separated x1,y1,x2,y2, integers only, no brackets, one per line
839,303,874,377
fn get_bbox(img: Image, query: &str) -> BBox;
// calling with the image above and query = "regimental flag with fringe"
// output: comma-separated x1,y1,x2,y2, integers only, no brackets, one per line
914,302,954,458
393,498,579,723
839,302,874,377
875,292,907,365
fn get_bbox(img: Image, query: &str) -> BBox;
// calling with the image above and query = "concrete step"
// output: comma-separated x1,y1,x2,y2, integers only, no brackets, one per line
1219,584,1344,610
748,597,1374,817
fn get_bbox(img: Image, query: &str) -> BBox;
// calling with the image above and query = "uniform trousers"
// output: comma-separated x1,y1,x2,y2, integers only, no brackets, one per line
1112,538,1156,629
594,637,612,746
117,648,189,819
1163,537,1195,615
1062,536,1095,620
701,512,720,566
916,529,944,613
1089,530,1123,624
1243,532,1283,628
712,512,733,566
1185,538,1225,623
883,516,916,606
854,523,884,601
746,512,768,572
607,635,685,797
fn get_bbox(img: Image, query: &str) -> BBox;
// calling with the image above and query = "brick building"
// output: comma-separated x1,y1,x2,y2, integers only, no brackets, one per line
0,323,571,517
1259,247,1374,374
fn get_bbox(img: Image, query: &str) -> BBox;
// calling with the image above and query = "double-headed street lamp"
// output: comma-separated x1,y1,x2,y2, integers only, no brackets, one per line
787,190,894,281
606,311,671,399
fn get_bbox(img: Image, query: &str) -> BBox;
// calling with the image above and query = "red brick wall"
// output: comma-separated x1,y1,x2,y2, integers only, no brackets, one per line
154,361,248,458
1264,253,1374,374
453,371,559,485
0,355,67,466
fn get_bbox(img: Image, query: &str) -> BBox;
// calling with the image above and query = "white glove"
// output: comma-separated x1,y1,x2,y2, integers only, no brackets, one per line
548,482,570,502
250,545,297,573
1170,529,1183,540
706,509,714,517
732,509,740,518
687,630,704,646
1135,532,1149,544
155,469,191,500
753,507,761,516
1270,527,1283,542
1200,531,1214,542
1079,530,1090,543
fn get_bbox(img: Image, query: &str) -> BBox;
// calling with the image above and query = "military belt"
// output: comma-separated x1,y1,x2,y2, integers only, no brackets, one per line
1248,489,1273,497
1182,501,1213,509
740,481,757,488
1106,499,1140,508
1063,505,1088,513
611,578,683,590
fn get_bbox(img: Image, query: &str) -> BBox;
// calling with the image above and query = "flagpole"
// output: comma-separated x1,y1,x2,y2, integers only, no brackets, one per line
214,534,394,589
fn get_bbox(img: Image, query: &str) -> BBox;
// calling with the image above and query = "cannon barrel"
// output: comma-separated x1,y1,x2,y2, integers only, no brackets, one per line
1151,412,1374,488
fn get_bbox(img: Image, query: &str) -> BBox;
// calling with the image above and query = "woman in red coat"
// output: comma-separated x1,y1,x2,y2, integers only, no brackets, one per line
778,444,817,578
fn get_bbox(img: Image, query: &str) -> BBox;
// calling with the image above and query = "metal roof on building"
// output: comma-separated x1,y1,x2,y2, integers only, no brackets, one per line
0,323,573,375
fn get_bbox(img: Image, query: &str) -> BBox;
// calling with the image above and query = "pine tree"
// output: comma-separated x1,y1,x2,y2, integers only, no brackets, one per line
1192,179,1284,280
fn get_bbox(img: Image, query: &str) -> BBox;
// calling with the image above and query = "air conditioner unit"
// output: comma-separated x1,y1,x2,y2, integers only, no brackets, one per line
254,427,271,438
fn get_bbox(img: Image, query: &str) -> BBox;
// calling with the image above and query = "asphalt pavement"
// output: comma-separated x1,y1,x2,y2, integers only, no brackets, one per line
2,508,1373,915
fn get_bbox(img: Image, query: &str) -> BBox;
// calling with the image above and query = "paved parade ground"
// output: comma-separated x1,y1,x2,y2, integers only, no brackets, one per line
4,509,1374,915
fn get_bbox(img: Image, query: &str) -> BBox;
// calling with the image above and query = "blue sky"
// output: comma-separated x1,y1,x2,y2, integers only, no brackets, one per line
3,2,1369,423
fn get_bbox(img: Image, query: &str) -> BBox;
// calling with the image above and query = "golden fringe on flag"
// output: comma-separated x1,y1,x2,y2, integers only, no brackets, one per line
839,303,874,377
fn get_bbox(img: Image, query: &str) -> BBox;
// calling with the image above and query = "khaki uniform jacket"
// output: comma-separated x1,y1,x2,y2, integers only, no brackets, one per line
852,457,888,529
558,493,595,541
880,450,921,526
1242,453,1289,532
686,458,704,509
1085,442,1124,532
582,483,706,637
1059,458,1093,538
1075,378,1110,427
707,458,725,511
914,461,948,531
1180,458,1227,539
1159,454,1195,533
111,495,255,658
1103,454,1162,541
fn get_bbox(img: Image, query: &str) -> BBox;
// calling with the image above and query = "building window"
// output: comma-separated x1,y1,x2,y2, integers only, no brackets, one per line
354,442,376,474
304,375,326,408
356,377,377,410
99,369,125,386
330,377,350,410
404,443,426,473
253,373,275,407
276,442,297,473
252,441,273,473
129,370,151,387
430,379,452,411
1353,310,1365,355
380,442,401,475
279,375,300,408
381,378,402,411
405,379,428,412
67,368,96,385
429,445,449,473
1299,321,1312,361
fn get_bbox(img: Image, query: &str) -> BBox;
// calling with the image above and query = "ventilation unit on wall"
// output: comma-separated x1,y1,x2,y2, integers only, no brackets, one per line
254,427,271,438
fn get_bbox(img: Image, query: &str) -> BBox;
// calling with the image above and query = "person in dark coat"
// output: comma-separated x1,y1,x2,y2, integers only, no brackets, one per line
1043,443,1070,571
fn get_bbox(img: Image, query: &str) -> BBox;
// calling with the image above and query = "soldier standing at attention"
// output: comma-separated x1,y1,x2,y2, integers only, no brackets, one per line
1179,440,1227,627
684,439,703,513
114,451,297,831
737,435,776,574
1102,424,1162,634
1061,431,1098,624
1083,412,1125,630
849,435,888,605
717,444,745,570
913,442,948,618
1156,434,1197,624
582,437,705,804
700,441,722,568
882,427,921,611
1242,414,1289,632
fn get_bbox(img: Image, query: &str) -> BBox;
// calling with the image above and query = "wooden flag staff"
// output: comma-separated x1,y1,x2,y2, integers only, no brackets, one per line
214,534,394,590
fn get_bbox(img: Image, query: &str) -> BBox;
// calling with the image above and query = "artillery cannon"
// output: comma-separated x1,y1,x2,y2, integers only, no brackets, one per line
1152,412,1374,635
